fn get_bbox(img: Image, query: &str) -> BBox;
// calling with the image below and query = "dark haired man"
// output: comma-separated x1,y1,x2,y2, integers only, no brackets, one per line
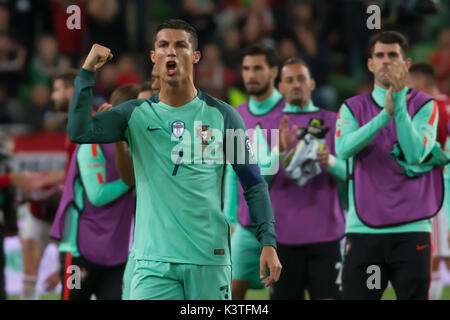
19,71,78,299
224,43,284,300
67,19,281,300
337,31,442,300
269,58,346,300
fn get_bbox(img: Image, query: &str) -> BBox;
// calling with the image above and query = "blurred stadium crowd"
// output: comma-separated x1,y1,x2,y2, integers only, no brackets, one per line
0,0,449,135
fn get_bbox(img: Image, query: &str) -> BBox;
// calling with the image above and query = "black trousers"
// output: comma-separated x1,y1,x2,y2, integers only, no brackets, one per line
59,252,125,300
271,240,343,300
342,232,433,300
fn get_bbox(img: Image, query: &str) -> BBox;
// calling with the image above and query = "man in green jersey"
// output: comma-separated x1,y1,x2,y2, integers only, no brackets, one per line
223,44,284,300
67,19,281,300
337,31,441,300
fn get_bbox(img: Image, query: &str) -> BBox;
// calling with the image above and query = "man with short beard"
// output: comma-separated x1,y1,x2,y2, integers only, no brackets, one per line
67,19,281,300
224,44,284,300
270,58,346,300
338,31,442,300
19,72,78,299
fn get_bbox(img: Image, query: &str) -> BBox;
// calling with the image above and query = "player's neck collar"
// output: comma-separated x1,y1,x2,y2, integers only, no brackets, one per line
283,100,319,113
248,88,283,116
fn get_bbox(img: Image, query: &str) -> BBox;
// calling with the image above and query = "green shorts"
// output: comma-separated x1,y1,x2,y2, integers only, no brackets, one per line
122,251,135,300
130,260,232,300
231,223,265,290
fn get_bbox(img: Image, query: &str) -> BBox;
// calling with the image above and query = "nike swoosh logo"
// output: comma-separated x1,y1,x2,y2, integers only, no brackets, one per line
416,244,429,251
147,126,161,132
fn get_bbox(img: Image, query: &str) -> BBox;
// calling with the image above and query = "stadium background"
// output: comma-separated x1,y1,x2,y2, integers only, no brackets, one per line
0,0,449,299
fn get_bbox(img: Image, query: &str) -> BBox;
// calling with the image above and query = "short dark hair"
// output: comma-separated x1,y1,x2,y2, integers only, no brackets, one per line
153,19,198,50
139,81,152,93
409,62,436,86
368,31,409,58
280,57,312,79
110,84,140,107
240,43,279,68
53,70,78,88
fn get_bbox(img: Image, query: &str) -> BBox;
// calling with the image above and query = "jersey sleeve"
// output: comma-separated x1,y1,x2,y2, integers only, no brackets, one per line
393,89,437,164
335,104,392,160
223,163,238,225
223,105,277,248
77,144,131,207
68,68,139,144
327,156,347,182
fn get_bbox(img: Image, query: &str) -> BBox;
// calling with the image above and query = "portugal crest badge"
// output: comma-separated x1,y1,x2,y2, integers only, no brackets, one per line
196,125,212,145
172,121,185,139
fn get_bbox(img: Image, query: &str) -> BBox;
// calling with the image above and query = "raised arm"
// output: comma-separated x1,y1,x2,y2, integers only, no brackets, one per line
68,44,131,144
393,91,437,164
335,103,392,160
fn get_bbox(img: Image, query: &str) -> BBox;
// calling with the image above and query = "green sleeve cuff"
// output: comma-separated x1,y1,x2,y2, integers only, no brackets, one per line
392,87,408,112
79,68,96,85
327,156,347,181
378,108,393,126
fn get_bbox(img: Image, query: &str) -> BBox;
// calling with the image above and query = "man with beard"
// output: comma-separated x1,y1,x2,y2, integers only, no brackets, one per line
338,31,442,300
67,19,281,300
19,72,78,299
224,44,283,300
270,58,346,300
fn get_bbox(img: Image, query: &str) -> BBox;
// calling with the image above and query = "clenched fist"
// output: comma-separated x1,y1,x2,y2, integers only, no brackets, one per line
82,44,113,71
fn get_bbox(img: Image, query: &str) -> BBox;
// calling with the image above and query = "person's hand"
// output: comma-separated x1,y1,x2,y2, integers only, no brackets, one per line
316,144,330,166
10,172,46,192
260,246,282,287
97,102,113,113
386,61,408,93
44,270,61,292
279,115,298,153
82,44,113,72
385,86,394,116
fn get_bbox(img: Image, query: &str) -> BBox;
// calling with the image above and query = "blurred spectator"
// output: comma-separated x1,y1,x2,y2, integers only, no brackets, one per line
1,1,53,59
294,24,336,110
0,85,12,124
28,35,71,86
26,84,66,132
0,5,9,34
181,0,217,48
242,0,275,45
116,54,142,87
195,43,237,101
430,28,450,95
0,32,27,96
92,64,118,108
221,28,242,72
86,0,127,55
49,0,87,63
278,37,299,65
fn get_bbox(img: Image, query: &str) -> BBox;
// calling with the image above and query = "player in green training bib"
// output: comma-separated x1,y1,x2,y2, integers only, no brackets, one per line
67,19,282,300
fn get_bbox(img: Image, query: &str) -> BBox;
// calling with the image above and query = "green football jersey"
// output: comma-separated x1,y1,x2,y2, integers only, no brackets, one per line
68,68,276,266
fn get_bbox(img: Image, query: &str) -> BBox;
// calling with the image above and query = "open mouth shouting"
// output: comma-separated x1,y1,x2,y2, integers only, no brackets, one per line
166,60,177,76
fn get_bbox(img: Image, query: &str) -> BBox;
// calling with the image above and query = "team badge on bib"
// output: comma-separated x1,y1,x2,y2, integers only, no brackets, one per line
172,121,185,139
